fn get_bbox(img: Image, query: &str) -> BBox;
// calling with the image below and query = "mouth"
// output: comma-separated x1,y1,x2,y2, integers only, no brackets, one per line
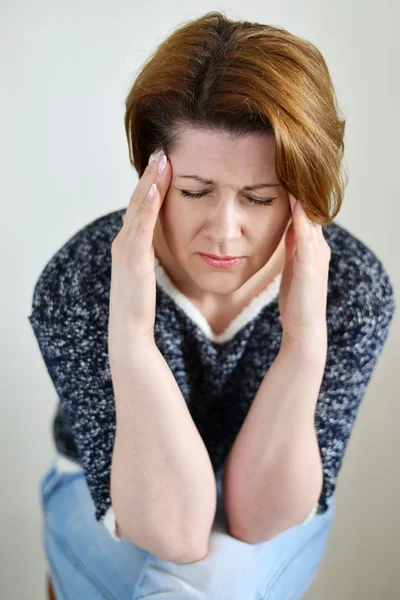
198,253,243,260
198,253,244,269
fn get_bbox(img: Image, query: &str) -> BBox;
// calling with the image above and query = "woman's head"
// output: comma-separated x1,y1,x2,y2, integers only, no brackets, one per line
125,11,347,224
150,124,292,299
123,11,347,299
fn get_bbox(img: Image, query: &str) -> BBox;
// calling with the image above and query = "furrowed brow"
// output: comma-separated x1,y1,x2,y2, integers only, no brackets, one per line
175,174,282,190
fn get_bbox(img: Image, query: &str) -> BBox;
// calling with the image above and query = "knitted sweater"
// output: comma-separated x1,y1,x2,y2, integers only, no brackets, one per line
28,209,396,541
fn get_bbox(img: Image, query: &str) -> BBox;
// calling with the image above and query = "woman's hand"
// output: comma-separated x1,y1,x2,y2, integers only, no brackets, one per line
278,195,331,355
108,148,171,348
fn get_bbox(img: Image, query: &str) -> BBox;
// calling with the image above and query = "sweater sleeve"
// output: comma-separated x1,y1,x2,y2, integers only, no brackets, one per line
28,305,121,540
314,269,396,515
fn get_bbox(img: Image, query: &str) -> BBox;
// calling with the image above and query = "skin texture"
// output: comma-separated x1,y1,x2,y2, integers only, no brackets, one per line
110,147,219,562
222,194,331,542
152,126,293,322
112,131,331,551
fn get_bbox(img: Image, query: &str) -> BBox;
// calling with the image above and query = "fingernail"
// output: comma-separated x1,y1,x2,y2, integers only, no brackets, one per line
149,148,163,165
158,154,167,174
147,183,157,200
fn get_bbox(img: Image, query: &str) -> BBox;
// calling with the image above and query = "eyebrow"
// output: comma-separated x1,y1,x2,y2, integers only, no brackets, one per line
175,174,282,190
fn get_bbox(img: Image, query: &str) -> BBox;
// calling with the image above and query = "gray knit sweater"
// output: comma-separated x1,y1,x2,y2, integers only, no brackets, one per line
28,209,396,538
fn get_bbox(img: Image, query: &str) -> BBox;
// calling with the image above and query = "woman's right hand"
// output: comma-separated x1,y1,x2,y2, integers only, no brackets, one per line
108,148,172,347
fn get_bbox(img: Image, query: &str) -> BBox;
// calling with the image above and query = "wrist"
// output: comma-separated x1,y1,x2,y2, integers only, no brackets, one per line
280,331,327,368
108,330,156,363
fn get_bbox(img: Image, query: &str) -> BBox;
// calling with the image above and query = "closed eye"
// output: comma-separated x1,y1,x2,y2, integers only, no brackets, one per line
179,189,275,207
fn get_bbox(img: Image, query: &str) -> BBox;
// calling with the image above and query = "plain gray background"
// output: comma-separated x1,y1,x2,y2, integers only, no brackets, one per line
2,2,399,599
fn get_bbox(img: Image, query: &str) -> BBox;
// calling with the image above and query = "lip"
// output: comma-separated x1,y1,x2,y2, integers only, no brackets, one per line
198,253,244,269
198,253,243,260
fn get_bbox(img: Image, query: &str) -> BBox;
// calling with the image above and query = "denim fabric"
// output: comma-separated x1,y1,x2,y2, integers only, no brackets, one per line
40,459,335,600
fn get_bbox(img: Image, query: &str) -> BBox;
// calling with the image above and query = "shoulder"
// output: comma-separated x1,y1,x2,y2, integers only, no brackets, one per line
30,209,125,321
323,221,396,331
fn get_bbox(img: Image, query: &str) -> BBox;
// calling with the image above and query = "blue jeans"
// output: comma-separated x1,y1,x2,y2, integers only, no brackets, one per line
40,459,335,599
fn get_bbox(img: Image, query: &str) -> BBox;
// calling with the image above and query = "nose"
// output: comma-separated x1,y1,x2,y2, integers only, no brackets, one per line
203,199,242,246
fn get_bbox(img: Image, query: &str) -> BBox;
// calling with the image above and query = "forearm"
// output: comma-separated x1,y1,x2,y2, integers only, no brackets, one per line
223,342,326,543
109,337,217,561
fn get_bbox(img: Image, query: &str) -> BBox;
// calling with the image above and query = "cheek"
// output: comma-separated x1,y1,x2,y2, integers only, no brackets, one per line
254,214,288,252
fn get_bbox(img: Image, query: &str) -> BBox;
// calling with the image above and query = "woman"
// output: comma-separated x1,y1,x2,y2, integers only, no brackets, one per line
30,11,396,599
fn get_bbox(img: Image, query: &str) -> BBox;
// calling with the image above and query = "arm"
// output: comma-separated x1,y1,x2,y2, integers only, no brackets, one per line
223,276,396,544
223,341,325,544
28,304,216,564
110,336,217,562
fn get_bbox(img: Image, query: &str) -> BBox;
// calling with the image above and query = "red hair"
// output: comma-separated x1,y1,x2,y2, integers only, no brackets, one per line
124,11,348,225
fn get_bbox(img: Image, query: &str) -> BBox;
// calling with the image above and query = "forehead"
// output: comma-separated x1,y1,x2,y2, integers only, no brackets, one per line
170,125,277,177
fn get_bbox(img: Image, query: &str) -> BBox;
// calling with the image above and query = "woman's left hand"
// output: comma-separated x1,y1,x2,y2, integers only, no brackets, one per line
278,194,331,354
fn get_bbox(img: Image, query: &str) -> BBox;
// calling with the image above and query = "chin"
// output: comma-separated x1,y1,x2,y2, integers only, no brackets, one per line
193,269,249,292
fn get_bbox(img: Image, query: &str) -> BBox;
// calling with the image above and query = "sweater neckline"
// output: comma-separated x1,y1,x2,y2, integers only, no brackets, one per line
154,255,282,344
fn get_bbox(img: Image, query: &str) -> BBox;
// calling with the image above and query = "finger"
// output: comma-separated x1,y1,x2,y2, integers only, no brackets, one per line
291,195,315,265
289,195,330,269
118,151,170,265
306,212,320,245
300,210,331,283
129,182,160,263
123,149,171,237
311,219,325,243
290,193,320,245
305,209,326,248
124,148,164,226
283,221,296,269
